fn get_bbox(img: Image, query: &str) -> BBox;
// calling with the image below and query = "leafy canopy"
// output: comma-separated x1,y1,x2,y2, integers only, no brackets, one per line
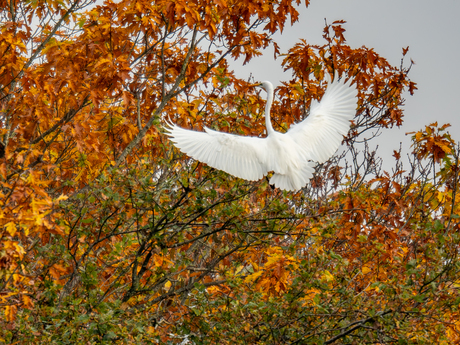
1,0,459,344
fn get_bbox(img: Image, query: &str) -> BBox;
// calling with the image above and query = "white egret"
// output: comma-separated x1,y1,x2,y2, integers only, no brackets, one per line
165,72,357,191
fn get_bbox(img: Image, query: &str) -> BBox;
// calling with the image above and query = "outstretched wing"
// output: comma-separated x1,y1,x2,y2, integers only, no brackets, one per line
165,122,269,181
287,71,358,163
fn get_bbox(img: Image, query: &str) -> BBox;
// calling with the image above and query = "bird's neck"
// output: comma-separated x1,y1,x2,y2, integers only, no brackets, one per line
265,89,275,135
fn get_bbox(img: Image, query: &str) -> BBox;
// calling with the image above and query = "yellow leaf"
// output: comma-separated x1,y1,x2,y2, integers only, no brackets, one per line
362,266,371,274
13,243,25,258
5,222,17,236
436,192,446,203
206,285,220,294
235,265,246,275
55,194,69,202
244,270,263,283
5,305,17,322
154,255,163,266
23,294,34,308
322,270,334,282
439,143,451,153
75,167,85,181
265,253,283,266
306,288,320,298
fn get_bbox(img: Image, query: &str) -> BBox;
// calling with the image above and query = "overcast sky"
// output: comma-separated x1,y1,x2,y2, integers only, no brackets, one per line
230,0,460,166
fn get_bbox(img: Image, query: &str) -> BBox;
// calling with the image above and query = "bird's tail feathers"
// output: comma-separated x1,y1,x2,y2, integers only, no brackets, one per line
270,162,315,191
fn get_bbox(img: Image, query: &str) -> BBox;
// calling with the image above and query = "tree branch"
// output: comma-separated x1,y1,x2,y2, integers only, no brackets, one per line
324,310,393,344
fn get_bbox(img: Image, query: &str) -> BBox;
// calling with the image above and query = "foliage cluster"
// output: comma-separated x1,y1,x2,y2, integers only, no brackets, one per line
1,0,459,344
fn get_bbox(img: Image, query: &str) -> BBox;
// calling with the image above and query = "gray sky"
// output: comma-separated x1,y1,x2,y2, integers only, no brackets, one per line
230,0,460,167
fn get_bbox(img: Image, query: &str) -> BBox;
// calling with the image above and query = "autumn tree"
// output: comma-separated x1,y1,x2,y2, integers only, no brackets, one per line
1,0,459,344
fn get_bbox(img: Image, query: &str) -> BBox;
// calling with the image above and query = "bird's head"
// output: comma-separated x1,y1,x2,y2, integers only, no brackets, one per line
252,81,274,94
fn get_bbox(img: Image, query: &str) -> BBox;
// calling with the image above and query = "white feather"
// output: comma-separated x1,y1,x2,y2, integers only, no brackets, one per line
288,73,358,164
165,71,358,191
165,122,269,181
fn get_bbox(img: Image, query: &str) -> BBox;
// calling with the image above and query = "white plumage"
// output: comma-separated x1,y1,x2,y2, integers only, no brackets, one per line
165,71,358,191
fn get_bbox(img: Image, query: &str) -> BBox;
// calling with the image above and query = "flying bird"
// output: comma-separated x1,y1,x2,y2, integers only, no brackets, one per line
165,71,357,191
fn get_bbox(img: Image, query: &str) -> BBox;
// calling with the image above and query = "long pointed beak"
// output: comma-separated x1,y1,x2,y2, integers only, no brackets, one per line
249,82,262,88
